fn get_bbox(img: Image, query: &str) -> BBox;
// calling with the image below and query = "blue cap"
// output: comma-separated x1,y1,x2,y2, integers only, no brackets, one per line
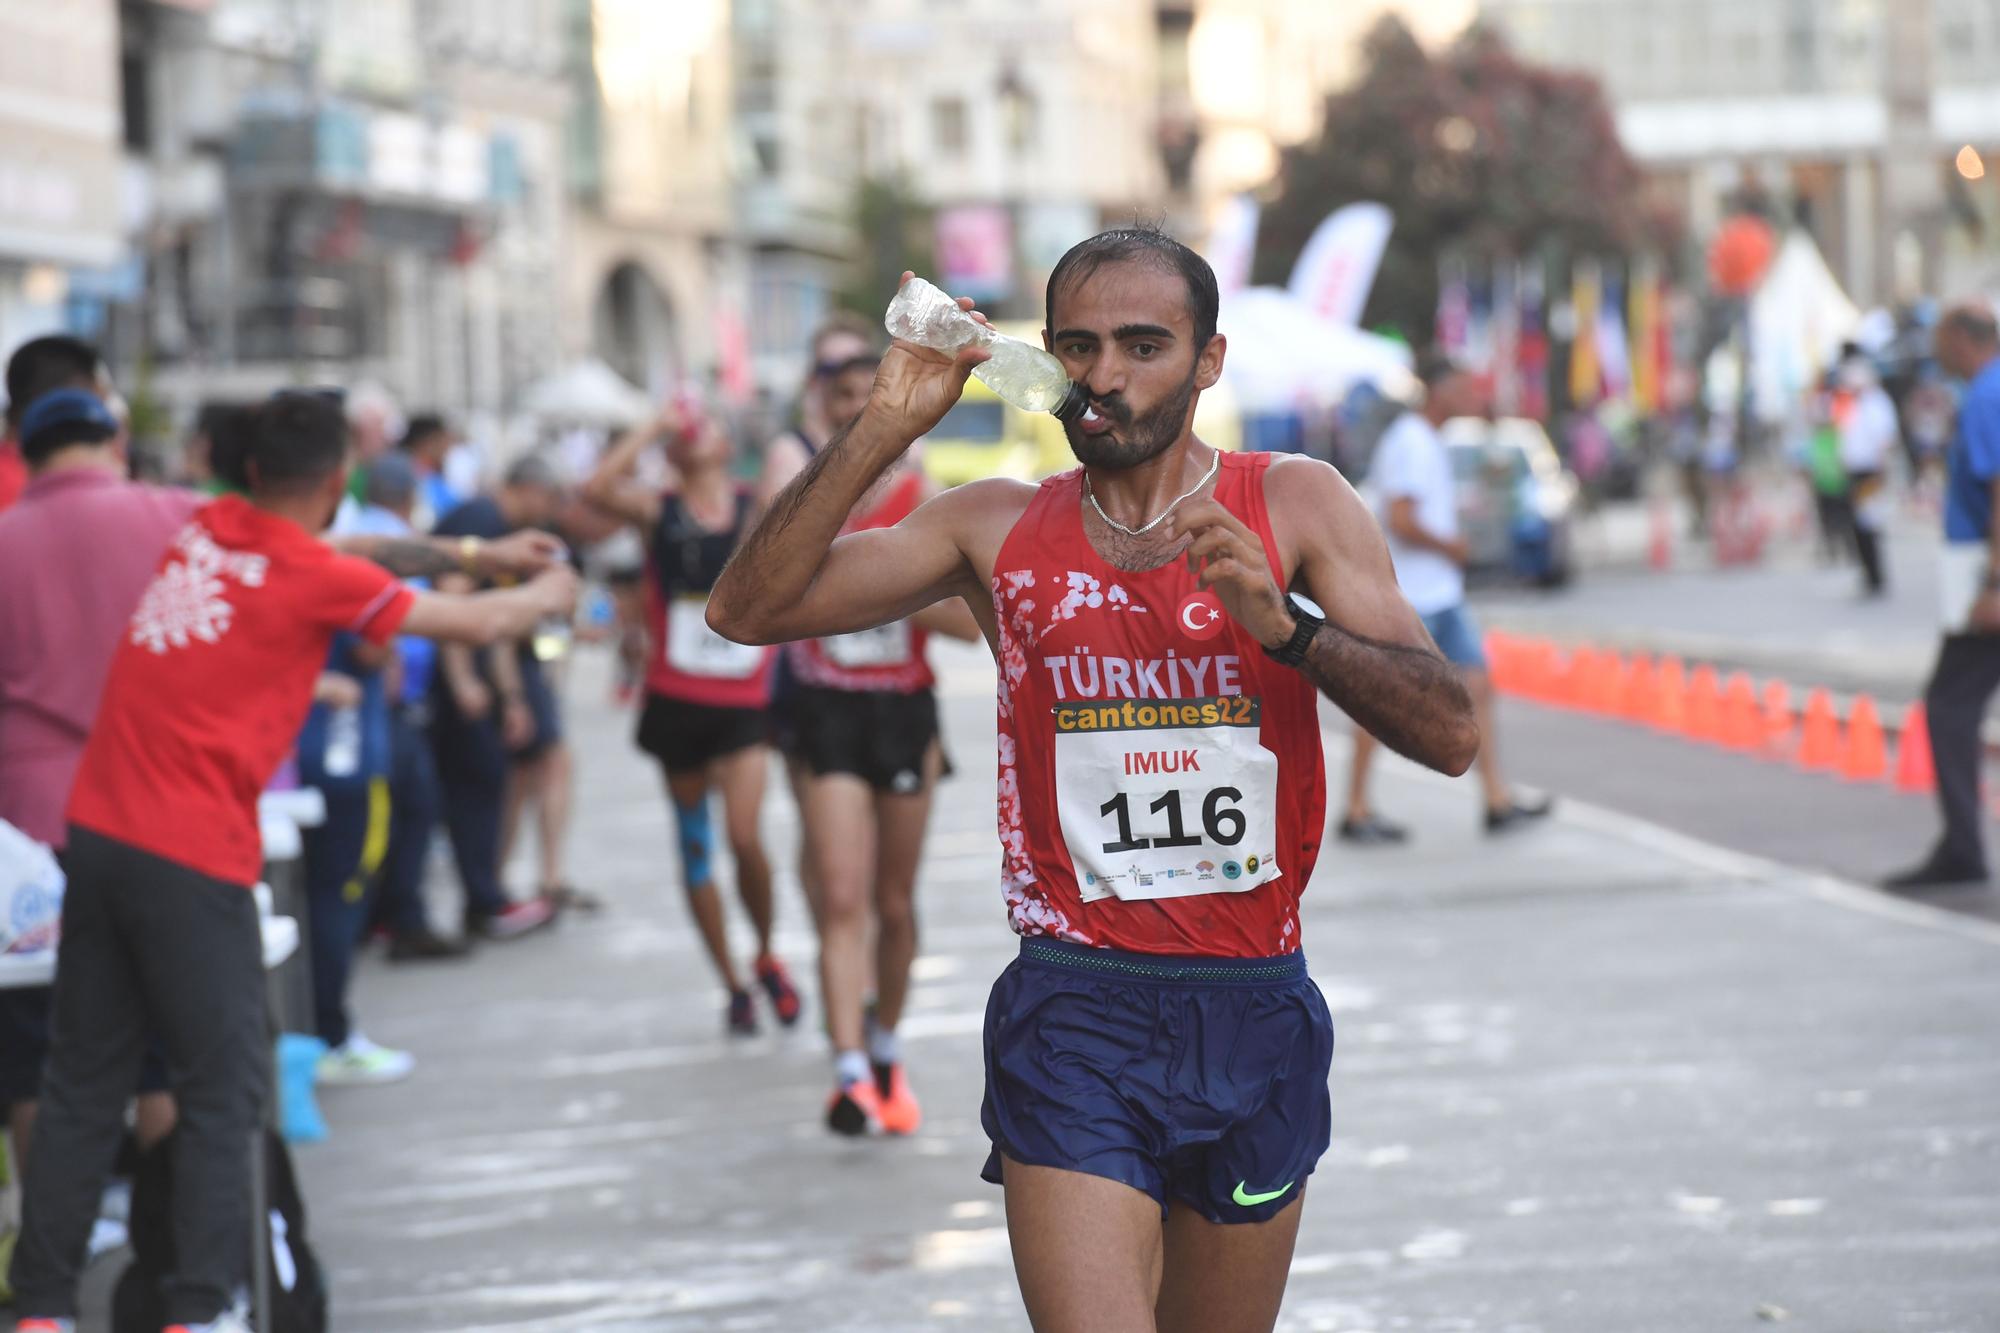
17,387,116,449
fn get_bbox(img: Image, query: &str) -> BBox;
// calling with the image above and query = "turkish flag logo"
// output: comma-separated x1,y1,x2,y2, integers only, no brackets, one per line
1177,592,1226,642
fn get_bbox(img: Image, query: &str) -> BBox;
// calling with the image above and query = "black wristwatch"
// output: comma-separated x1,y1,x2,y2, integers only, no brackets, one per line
1263,595,1323,667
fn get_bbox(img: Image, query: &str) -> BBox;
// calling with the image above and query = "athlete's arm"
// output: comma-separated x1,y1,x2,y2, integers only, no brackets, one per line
581,414,672,529
904,477,982,641
709,287,992,645
1171,459,1478,776
911,597,982,642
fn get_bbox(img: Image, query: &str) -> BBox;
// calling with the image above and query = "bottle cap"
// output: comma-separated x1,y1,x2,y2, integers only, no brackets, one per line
1053,381,1089,423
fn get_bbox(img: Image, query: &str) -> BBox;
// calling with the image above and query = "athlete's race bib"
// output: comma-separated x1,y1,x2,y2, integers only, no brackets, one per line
666,595,764,679
819,621,912,670
1053,695,1281,903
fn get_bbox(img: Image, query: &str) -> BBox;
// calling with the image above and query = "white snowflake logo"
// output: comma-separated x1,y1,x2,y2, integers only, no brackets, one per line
130,560,235,654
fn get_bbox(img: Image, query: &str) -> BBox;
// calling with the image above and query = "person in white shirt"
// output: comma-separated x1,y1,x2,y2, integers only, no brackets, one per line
1835,343,1896,597
1339,353,1553,844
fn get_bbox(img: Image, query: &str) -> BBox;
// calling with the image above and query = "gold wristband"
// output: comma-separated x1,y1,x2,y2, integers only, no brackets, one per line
458,535,483,573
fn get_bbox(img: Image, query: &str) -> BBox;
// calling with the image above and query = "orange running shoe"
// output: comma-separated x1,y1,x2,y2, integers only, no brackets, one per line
756,954,804,1027
826,1076,884,1137
875,1061,922,1135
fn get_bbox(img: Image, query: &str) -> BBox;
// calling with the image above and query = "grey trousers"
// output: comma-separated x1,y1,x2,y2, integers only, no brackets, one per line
8,826,265,1326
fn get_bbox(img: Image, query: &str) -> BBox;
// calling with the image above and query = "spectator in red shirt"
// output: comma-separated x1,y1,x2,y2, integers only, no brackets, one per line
9,391,577,1333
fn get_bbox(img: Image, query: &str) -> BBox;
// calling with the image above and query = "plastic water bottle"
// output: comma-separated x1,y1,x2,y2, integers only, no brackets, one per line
323,706,361,779
885,277,1086,420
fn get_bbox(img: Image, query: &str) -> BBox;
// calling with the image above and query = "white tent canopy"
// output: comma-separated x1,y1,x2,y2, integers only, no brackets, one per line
1746,231,1861,423
1217,286,1415,413
520,358,654,428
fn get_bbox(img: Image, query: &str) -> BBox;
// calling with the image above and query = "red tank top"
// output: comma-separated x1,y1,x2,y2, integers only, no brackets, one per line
643,486,776,709
786,470,935,694
990,450,1326,957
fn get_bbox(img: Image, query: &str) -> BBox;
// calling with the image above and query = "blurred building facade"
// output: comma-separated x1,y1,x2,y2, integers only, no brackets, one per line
726,0,1164,390
114,0,572,428
1479,0,2000,305
0,0,125,355
569,0,742,401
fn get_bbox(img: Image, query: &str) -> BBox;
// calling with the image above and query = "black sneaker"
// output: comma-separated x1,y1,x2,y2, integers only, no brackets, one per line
1882,859,1988,892
726,988,759,1036
1337,813,1411,846
387,929,471,962
1485,796,1555,835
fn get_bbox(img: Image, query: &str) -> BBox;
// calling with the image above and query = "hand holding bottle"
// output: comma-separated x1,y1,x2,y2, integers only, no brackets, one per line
884,273,1085,420
865,274,994,445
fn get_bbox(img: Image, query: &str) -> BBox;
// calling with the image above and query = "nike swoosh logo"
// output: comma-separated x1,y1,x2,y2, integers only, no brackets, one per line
1233,1180,1294,1207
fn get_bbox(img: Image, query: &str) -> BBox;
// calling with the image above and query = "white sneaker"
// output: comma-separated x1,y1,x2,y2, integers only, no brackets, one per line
317,1032,415,1085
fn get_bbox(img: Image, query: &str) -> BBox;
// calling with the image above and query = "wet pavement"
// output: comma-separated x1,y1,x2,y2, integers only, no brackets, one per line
294,643,2000,1332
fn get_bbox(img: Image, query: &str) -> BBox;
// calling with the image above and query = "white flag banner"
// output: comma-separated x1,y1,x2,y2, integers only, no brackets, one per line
1205,195,1261,298
1286,202,1394,328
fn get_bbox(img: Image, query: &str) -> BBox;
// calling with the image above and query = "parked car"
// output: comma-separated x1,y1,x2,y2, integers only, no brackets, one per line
1441,416,1579,587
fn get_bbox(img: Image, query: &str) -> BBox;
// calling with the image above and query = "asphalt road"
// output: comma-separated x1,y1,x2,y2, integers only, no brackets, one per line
257,643,2000,1333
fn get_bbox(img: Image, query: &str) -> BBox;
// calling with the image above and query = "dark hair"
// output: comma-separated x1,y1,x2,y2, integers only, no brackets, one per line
504,452,562,491
1943,304,2000,347
1045,225,1219,350
5,335,102,432
215,391,350,496
827,353,881,378
810,312,877,362
363,451,418,509
398,412,449,451
1415,349,1466,390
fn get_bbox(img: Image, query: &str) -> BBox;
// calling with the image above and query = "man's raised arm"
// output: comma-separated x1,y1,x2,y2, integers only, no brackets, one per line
707,285,989,645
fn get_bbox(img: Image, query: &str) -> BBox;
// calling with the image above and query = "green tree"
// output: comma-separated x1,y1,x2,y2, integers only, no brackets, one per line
837,176,935,317
1254,18,1650,341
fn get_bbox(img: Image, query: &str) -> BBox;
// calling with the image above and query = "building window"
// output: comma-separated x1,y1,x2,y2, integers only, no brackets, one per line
1006,92,1039,156
932,97,968,157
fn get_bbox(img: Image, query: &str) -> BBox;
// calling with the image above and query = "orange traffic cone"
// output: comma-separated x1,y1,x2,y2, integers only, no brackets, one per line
1622,655,1659,723
1596,654,1629,715
1721,673,1762,751
1892,702,1936,794
1685,664,1724,743
1841,696,1888,782
1797,689,1843,771
1653,657,1688,732
1527,640,1561,702
1559,649,1593,709
1761,680,1795,753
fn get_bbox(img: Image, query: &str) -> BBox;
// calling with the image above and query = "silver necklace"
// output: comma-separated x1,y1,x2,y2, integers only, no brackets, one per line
1084,450,1221,538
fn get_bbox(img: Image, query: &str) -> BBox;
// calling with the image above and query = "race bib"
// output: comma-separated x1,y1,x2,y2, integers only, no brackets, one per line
820,621,912,670
1053,695,1281,903
666,596,764,679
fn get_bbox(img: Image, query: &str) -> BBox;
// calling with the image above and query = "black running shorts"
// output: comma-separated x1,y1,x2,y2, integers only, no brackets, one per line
635,692,769,776
786,684,941,794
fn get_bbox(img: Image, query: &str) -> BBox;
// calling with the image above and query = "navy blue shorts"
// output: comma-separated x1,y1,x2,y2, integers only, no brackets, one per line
980,938,1335,1223
1421,603,1488,671
511,653,563,760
